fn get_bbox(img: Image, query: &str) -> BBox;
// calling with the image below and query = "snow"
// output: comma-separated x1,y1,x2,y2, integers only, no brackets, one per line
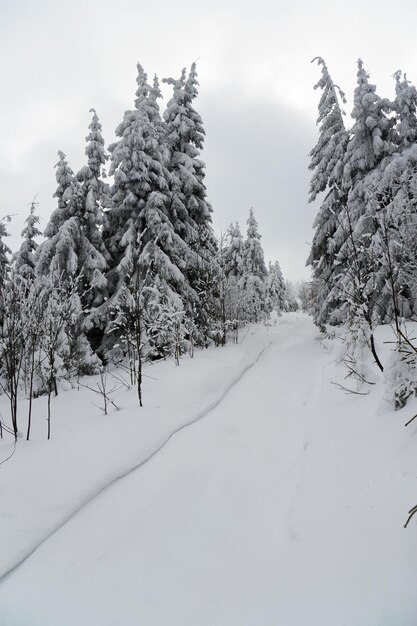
0,323,267,580
1,314,417,625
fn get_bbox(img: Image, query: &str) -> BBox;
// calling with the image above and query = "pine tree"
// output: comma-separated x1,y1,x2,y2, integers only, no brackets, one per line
343,59,394,189
308,57,348,200
44,151,74,238
223,221,244,329
266,260,286,314
37,149,108,302
307,57,349,327
36,150,105,371
76,109,110,294
363,146,417,323
14,199,42,280
0,216,12,291
38,118,109,300
284,280,299,312
224,222,244,278
240,208,267,322
163,63,218,339
105,63,196,356
393,70,417,150
329,60,395,327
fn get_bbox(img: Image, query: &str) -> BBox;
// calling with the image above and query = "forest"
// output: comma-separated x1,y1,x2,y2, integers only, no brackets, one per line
0,62,298,443
308,57,417,422
1,46,417,626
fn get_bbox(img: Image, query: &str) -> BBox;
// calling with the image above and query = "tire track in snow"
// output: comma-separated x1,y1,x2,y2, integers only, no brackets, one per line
288,334,325,542
0,335,271,583
287,338,326,542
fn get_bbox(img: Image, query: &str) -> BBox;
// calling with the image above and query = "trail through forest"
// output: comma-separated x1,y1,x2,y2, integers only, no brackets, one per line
1,315,416,626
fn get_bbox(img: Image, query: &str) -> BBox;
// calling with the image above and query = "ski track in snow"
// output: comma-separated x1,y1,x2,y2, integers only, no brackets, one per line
1,314,417,626
0,330,270,584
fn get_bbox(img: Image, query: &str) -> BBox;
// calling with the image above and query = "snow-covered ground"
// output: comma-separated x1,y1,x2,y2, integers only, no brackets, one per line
0,314,416,625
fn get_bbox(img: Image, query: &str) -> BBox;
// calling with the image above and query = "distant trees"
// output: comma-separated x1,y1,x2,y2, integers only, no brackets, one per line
240,208,267,322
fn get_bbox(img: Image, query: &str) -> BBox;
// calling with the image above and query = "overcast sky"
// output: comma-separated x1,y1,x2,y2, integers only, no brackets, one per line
2,0,417,281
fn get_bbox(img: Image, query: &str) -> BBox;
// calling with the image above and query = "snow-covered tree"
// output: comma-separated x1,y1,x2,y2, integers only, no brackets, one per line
36,150,106,371
37,150,107,297
163,63,218,336
343,60,393,185
224,221,244,279
308,57,348,200
75,108,110,318
307,57,349,328
240,208,267,322
43,151,74,238
327,60,395,330
296,280,311,313
283,280,299,312
0,216,12,292
393,70,417,150
14,200,41,280
266,260,286,315
144,279,187,365
105,63,200,359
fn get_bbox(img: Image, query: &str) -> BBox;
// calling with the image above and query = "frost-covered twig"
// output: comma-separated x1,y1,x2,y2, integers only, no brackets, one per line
331,381,369,395
343,359,376,385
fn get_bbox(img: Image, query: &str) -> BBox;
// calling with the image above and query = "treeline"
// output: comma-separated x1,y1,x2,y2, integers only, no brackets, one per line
308,57,417,407
0,62,289,441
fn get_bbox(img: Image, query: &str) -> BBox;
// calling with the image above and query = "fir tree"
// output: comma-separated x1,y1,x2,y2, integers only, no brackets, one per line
44,151,74,238
266,260,286,314
14,199,42,281
0,216,12,291
224,221,244,279
36,150,106,370
223,221,245,329
393,70,417,150
329,60,395,327
308,57,347,201
343,59,394,189
105,63,196,355
37,149,107,305
163,63,218,338
307,57,349,327
240,208,267,322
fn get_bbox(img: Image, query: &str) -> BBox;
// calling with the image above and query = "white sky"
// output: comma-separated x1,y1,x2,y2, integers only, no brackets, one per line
2,0,417,281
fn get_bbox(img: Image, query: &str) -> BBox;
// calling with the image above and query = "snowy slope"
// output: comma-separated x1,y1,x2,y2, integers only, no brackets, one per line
0,324,268,580
0,314,417,626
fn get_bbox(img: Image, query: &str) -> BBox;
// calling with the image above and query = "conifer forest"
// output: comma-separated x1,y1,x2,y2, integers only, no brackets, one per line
0,62,291,441
1,3,417,622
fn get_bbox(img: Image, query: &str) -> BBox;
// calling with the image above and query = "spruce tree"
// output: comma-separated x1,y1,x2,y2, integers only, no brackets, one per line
329,60,395,326
105,63,196,355
37,149,107,301
224,221,244,279
240,208,267,322
163,63,218,340
0,217,11,292
266,260,286,314
393,71,417,150
307,57,349,327
36,149,106,370
14,200,42,281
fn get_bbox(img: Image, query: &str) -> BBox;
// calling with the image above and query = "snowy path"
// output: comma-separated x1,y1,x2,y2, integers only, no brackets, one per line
1,315,416,625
